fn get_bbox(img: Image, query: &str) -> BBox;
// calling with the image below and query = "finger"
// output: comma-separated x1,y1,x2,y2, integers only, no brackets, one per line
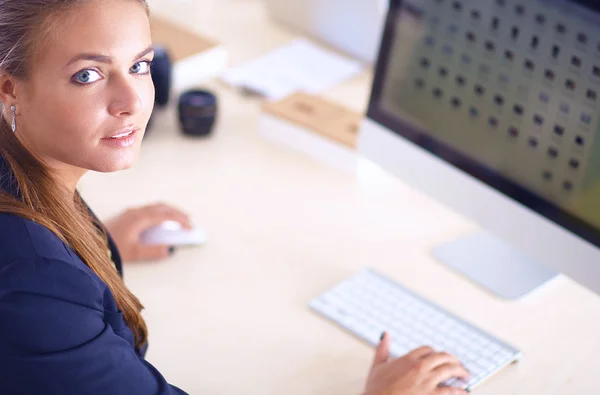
426,363,470,389
144,203,193,229
435,387,469,395
418,352,462,372
372,332,391,367
133,244,173,261
154,203,192,230
406,346,436,361
134,209,192,234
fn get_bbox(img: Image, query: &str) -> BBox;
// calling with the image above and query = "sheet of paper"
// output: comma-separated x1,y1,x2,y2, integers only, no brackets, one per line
221,38,364,100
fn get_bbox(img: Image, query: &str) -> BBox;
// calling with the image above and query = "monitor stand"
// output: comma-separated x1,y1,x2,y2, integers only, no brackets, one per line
433,232,559,300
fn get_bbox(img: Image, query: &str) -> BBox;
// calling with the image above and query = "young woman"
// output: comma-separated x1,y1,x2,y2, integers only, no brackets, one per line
0,1,469,394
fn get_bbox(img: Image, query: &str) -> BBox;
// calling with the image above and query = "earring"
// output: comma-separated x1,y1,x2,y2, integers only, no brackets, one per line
10,105,16,134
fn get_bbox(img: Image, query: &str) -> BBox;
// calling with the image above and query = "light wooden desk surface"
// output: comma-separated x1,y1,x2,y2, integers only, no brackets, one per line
79,1,600,394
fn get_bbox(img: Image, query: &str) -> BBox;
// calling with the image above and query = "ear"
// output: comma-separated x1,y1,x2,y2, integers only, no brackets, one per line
0,72,19,113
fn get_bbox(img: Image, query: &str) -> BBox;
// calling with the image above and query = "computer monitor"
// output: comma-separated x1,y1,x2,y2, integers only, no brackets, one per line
357,0,600,299
263,0,388,64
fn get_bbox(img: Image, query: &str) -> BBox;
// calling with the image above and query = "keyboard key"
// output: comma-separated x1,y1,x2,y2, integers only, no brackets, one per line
362,327,383,345
492,353,509,364
477,357,496,372
464,362,484,377
442,378,458,387
487,342,502,355
454,378,470,389
466,351,479,362
481,346,497,358
499,349,514,360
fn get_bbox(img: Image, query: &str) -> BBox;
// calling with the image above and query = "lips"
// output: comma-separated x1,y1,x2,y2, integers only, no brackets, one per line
104,126,139,139
101,128,138,148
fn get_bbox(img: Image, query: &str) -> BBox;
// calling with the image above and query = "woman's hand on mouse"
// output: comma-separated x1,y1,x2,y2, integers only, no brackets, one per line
104,202,193,262
363,332,469,395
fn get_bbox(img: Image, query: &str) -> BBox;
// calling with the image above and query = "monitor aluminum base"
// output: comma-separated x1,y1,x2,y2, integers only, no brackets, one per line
434,232,559,300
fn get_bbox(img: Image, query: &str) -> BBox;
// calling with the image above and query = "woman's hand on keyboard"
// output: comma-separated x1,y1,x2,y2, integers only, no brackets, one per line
363,332,469,395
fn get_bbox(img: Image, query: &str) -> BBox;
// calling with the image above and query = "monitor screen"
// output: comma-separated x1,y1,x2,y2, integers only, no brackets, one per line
367,0,600,247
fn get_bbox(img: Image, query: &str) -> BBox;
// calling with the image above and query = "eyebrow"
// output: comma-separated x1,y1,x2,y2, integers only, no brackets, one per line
64,45,154,68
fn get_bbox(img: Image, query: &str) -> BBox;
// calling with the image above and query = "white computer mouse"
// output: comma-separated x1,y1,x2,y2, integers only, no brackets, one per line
140,220,206,246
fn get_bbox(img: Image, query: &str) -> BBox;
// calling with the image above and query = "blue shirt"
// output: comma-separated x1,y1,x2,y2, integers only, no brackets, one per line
0,153,187,395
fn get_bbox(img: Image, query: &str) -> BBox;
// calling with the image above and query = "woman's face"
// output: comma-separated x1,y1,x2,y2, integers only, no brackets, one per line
15,0,154,175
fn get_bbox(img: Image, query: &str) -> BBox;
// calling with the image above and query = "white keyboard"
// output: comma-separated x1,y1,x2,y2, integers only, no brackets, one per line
309,269,522,391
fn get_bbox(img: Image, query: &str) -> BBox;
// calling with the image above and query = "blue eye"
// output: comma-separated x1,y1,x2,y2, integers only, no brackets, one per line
131,60,151,74
73,69,102,84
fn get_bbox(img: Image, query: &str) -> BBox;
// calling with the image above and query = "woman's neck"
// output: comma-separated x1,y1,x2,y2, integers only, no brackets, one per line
42,157,88,195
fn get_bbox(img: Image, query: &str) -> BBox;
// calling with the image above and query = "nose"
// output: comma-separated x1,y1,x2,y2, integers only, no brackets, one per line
107,73,144,118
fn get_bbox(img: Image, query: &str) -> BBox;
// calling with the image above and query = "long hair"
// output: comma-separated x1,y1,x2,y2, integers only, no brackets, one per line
0,0,150,348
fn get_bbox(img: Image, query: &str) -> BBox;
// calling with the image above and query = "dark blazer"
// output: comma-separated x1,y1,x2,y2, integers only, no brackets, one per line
0,154,187,395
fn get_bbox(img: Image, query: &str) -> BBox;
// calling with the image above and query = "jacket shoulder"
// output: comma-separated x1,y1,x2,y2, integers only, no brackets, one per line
0,213,74,266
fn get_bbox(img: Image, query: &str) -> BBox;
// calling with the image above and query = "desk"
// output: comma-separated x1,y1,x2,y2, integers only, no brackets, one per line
78,1,600,394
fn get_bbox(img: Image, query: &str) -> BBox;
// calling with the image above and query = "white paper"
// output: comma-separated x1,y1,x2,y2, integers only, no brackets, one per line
221,38,364,100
